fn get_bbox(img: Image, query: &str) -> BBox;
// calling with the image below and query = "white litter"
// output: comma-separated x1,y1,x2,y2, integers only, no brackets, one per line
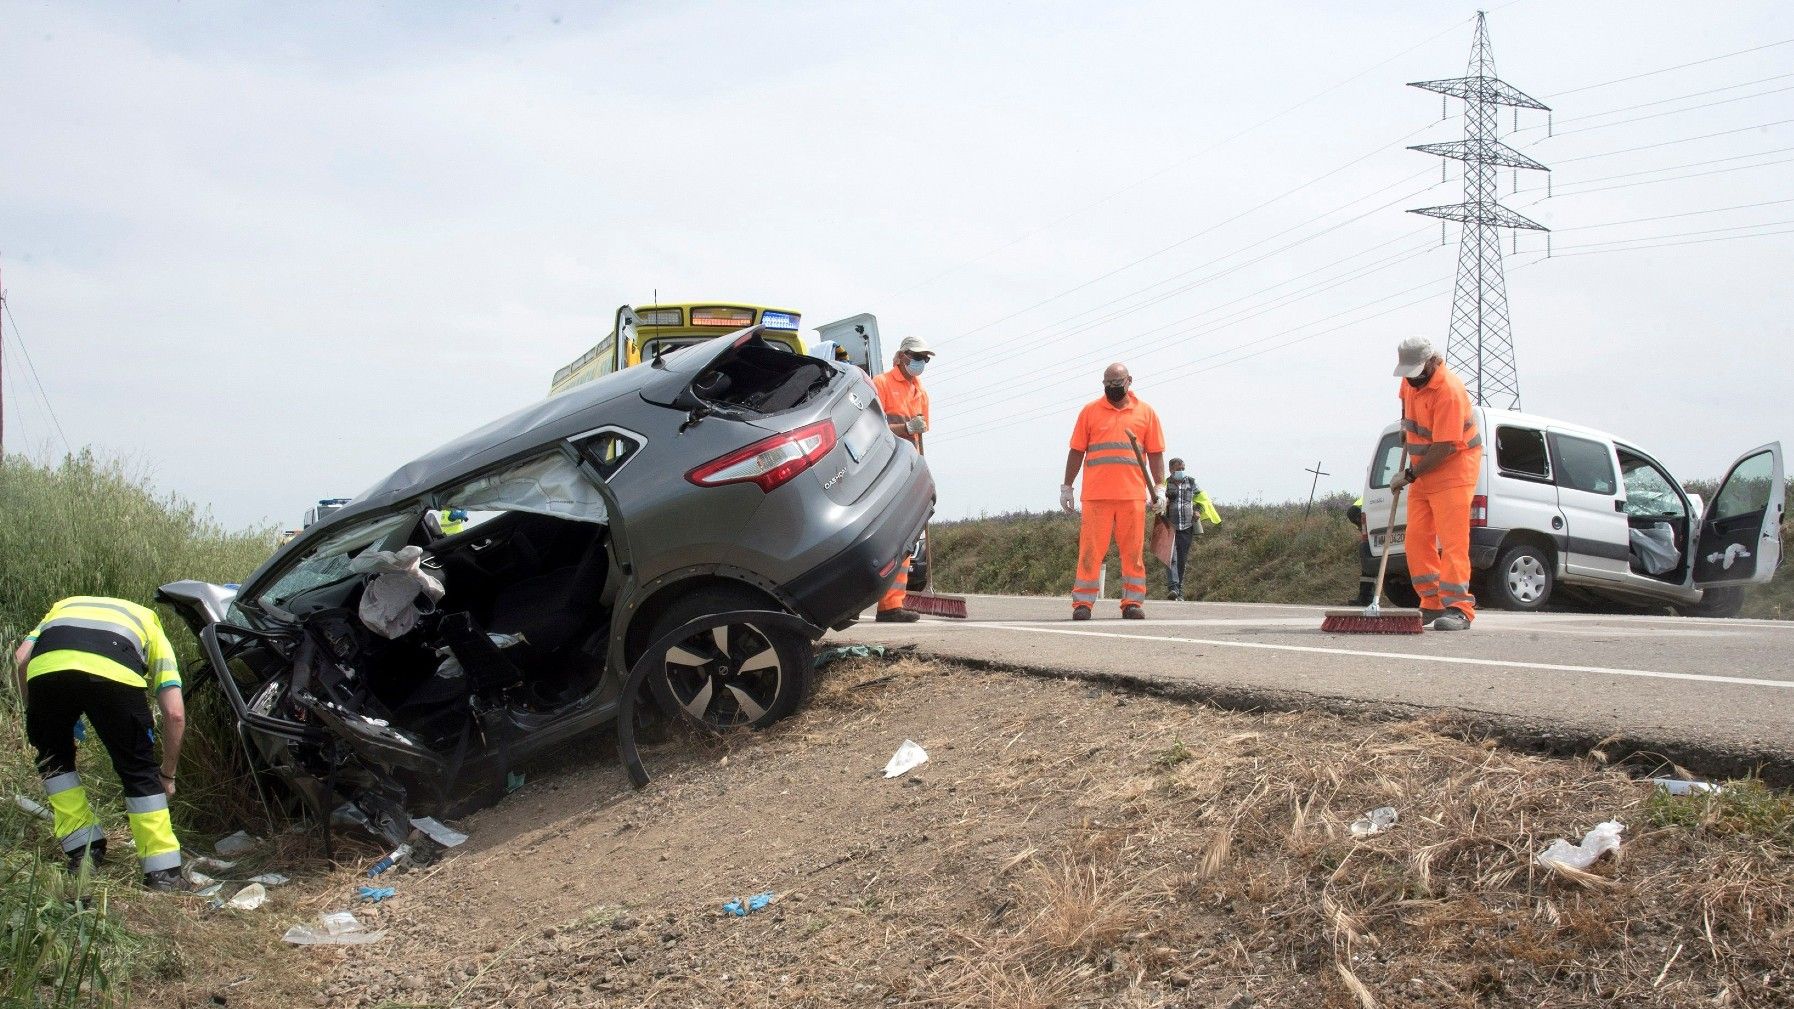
249,873,291,887
1349,806,1399,837
185,868,218,888
13,794,53,821
1537,820,1626,872
283,910,386,946
883,740,929,779
1651,778,1722,796
409,816,468,848
216,830,259,857
189,856,237,873
226,883,268,911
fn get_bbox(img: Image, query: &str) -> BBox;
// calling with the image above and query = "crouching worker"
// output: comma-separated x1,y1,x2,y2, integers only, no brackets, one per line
13,596,193,891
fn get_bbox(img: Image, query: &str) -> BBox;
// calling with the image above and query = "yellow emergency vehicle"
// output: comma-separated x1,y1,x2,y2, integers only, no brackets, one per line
550,303,805,397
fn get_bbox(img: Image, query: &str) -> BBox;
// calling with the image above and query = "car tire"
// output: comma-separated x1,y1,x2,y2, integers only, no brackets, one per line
1677,586,1743,619
1488,543,1553,611
1382,577,1421,609
647,585,814,731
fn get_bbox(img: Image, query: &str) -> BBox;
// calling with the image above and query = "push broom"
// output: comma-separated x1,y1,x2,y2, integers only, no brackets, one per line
901,431,969,619
1321,484,1425,634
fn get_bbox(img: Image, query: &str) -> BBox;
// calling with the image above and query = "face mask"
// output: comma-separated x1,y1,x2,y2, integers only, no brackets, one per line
904,358,927,377
1406,363,1434,389
1171,469,1184,478
1104,384,1127,404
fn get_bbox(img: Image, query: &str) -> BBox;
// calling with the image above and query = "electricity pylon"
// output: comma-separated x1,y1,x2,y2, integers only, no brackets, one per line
1407,11,1549,409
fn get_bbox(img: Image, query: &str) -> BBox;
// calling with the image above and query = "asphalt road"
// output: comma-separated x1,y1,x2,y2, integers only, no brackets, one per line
835,595,1794,780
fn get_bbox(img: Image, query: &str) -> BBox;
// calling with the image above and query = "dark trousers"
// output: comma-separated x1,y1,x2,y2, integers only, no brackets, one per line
1168,525,1195,595
1355,539,1377,605
26,671,163,801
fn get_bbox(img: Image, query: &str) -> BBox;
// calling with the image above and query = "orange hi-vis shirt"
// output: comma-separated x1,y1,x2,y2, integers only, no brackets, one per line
1398,363,1483,488
873,366,930,451
1070,393,1166,502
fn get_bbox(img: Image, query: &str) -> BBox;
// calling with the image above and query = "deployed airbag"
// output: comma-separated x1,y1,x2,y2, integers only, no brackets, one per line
1629,522,1679,575
350,545,446,638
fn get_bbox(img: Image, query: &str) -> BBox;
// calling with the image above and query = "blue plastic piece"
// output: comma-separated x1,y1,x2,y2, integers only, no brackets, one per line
723,891,775,917
356,885,396,903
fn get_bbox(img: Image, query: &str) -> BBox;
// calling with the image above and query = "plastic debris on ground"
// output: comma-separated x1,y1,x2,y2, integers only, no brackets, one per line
249,873,290,887
14,794,54,821
188,856,237,874
814,643,891,669
1537,820,1626,872
883,739,929,779
723,891,776,917
185,866,219,888
226,883,268,910
367,843,412,877
331,802,372,829
506,771,526,793
356,885,396,903
194,882,225,899
409,816,468,848
215,830,259,857
1348,806,1399,837
1651,778,1722,796
283,910,386,946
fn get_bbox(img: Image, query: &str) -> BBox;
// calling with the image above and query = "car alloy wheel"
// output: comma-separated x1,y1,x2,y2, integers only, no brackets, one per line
1506,554,1548,604
662,622,784,728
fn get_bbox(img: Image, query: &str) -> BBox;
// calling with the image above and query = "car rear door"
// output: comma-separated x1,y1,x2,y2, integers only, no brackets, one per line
1547,429,1630,582
1693,442,1785,588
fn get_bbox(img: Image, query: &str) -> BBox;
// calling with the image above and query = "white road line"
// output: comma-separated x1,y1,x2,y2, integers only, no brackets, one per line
965,623,1794,690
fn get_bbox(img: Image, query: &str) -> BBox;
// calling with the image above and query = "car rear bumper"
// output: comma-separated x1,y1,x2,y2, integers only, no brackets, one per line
784,459,935,630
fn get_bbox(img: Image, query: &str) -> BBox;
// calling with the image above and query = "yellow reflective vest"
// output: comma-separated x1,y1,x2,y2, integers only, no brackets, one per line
24,596,181,692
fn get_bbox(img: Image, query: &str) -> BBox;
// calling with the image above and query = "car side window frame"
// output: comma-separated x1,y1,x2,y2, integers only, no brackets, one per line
1367,431,1405,490
1614,444,1690,520
1547,432,1620,497
1495,425,1552,483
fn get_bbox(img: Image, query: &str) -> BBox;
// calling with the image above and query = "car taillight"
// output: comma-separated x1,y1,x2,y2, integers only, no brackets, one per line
686,420,838,493
1470,495,1489,527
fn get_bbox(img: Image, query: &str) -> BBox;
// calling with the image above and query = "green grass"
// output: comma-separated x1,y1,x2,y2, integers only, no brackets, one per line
1646,779,1794,844
929,493,1362,605
1,451,276,1006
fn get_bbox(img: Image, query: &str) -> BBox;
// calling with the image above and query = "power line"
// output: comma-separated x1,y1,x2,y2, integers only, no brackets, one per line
1552,197,1794,231
1553,218,1794,251
1529,72,1794,129
2,301,71,455
1533,154,1794,198
1546,83,1794,138
929,173,1445,384
946,238,1438,414
880,14,1484,303
1551,119,1794,163
1543,39,1794,99
934,125,1445,349
1551,146,1794,189
933,275,1454,445
1543,225,1794,259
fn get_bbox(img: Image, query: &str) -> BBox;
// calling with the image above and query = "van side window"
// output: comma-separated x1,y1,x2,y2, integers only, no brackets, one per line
1368,432,1405,489
1551,434,1617,496
1496,426,1550,479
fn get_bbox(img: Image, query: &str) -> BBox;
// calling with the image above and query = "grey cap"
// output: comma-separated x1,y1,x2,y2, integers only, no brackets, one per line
898,335,933,357
1393,336,1436,378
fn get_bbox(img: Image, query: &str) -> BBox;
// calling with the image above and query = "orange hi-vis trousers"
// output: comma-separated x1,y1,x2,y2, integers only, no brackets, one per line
1406,480,1477,621
1072,500,1147,613
879,554,911,613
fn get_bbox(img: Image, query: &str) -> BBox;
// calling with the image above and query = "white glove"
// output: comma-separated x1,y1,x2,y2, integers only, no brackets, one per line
1149,494,1166,516
1060,485,1077,513
905,416,928,435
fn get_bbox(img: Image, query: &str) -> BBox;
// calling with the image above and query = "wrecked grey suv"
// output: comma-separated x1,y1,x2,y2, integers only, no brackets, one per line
158,328,932,841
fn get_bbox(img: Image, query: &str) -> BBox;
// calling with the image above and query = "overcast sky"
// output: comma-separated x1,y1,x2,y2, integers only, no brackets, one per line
3,1,1791,530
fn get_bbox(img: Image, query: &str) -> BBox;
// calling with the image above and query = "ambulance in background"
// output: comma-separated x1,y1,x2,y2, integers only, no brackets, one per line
550,303,806,397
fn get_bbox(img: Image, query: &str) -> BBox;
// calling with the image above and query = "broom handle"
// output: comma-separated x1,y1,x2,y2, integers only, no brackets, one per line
1372,484,1402,605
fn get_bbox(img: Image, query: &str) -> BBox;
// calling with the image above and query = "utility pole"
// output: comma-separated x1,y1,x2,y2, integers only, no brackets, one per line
1304,461,1329,518
1407,11,1549,409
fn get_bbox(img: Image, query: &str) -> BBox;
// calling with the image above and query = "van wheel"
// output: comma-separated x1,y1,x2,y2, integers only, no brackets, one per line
1677,586,1743,619
1489,543,1553,611
647,586,814,731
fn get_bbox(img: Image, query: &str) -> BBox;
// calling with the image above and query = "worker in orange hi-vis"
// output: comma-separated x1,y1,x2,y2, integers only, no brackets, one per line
1389,336,1485,631
871,336,935,623
1061,363,1166,621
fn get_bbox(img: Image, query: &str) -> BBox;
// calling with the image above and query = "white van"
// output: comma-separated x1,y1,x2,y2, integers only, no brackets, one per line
1359,408,1784,617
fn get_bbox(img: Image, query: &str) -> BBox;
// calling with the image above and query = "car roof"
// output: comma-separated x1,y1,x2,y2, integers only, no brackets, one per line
1376,405,1626,446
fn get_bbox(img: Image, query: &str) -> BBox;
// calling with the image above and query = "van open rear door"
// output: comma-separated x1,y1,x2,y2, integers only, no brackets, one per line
1693,442,1784,588
812,314,882,373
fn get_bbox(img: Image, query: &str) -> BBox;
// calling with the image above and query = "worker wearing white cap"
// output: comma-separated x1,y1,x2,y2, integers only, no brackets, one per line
1390,336,1483,631
871,336,934,622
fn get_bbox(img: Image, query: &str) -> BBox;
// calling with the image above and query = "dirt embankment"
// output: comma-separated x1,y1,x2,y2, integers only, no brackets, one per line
151,656,1792,1009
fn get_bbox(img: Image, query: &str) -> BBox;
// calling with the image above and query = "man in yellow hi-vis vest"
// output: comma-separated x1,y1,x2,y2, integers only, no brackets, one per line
13,596,193,891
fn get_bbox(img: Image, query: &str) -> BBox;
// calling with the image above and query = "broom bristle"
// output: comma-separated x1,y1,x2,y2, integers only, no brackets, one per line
1320,612,1425,634
904,592,969,618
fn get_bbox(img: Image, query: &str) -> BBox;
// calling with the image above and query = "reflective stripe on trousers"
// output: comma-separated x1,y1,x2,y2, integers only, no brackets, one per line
43,770,104,854
123,792,182,871
1074,501,1147,613
1404,482,1477,622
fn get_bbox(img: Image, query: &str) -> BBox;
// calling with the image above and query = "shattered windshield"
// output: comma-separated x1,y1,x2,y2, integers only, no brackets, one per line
257,511,418,610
